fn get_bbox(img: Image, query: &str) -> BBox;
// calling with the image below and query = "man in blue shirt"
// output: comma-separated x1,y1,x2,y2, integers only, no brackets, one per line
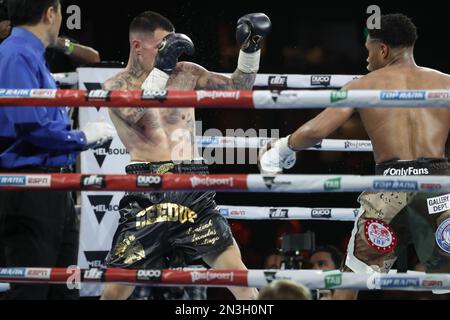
0,0,115,300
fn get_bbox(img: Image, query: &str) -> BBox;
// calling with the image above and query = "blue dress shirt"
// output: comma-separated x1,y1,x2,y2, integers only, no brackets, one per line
0,27,87,168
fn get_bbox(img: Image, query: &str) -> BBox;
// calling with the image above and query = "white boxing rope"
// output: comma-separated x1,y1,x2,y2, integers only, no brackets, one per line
53,72,361,89
217,205,358,221
252,90,450,109
245,175,450,193
247,270,450,291
197,136,373,152
222,74,361,88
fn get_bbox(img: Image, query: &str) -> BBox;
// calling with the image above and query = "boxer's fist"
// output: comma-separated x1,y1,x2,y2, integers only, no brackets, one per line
258,136,296,174
236,13,271,53
154,33,194,74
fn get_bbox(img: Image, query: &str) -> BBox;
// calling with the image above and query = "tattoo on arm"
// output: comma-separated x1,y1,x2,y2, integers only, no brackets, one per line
198,69,256,90
103,77,147,124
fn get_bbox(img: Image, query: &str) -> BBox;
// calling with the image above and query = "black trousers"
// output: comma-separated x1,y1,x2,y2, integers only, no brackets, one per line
0,190,79,300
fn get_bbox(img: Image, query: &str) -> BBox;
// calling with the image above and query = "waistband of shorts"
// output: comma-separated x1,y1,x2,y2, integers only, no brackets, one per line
375,158,450,176
125,160,209,174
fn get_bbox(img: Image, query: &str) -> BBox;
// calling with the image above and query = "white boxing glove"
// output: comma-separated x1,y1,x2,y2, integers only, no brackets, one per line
81,121,116,149
258,136,296,174
141,68,170,90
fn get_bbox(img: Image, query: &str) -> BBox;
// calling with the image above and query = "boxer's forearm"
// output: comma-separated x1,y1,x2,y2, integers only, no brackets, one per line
230,69,256,90
288,122,324,151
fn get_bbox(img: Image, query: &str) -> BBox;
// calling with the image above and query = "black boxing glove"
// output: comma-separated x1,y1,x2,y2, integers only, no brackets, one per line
236,13,271,53
235,13,271,73
154,33,194,74
142,33,194,91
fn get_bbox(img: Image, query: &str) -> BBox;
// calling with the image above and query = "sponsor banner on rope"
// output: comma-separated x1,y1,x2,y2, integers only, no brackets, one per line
0,175,51,187
0,175,26,186
136,175,162,188
311,208,332,219
190,176,234,188
0,268,26,278
324,177,341,191
26,175,51,187
263,176,292,190
420,183,442,191
311,75,331,87
380,91,426,100
426,91,450,100
136,269,162,282
82,268,105,281
269,208,289,219
86,90,111,102
196,91,240,101
324,273,342,289
435,218,450,254
0,89,56,98
421,279,444,288
25,268,51,279
427,194,450,215
268,76,288,88
375,277,420,288
81,175,106,188
372,180,418,191
191,271,235,283
344,140,373,150
198,136,220,147
141,90,168,101
330,90,348,103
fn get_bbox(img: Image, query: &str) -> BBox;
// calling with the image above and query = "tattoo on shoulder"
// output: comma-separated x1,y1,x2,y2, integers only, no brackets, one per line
198,69,256,90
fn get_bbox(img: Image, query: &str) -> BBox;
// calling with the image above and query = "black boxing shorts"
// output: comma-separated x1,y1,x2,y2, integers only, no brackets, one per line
105,161,234,269
345,158,450,275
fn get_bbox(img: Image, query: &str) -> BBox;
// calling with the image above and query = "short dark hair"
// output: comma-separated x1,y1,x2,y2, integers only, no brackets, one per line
368,14,418,48
311,245,343,268
7,0,59,26
129,11,174,37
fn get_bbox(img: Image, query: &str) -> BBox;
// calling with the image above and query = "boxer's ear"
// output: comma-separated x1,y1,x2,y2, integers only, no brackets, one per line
131,39,142,55
380,43,389,60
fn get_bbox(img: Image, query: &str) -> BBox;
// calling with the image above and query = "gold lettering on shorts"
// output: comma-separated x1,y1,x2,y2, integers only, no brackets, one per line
135,203,197,228
113,235,146,264
156,163,175,174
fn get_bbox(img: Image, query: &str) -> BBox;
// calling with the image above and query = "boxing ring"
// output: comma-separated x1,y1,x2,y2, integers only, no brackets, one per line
1,72,450,295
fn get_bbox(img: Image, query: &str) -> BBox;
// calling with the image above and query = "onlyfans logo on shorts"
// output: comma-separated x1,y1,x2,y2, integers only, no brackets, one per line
191,271,234,283
190,177,234,188
383,167,429,176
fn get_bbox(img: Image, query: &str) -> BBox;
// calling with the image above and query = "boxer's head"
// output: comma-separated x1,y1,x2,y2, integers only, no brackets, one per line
365,14,418,72
7,0,62,47
129,11,175,72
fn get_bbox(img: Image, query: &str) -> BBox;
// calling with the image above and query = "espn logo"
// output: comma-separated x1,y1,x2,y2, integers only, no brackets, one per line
311,75,331,86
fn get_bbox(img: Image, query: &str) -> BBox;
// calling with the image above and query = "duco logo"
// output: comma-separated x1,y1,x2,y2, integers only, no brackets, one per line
311,75,331,86
136,175,162,188
311,209,332,219
136,269,162,282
